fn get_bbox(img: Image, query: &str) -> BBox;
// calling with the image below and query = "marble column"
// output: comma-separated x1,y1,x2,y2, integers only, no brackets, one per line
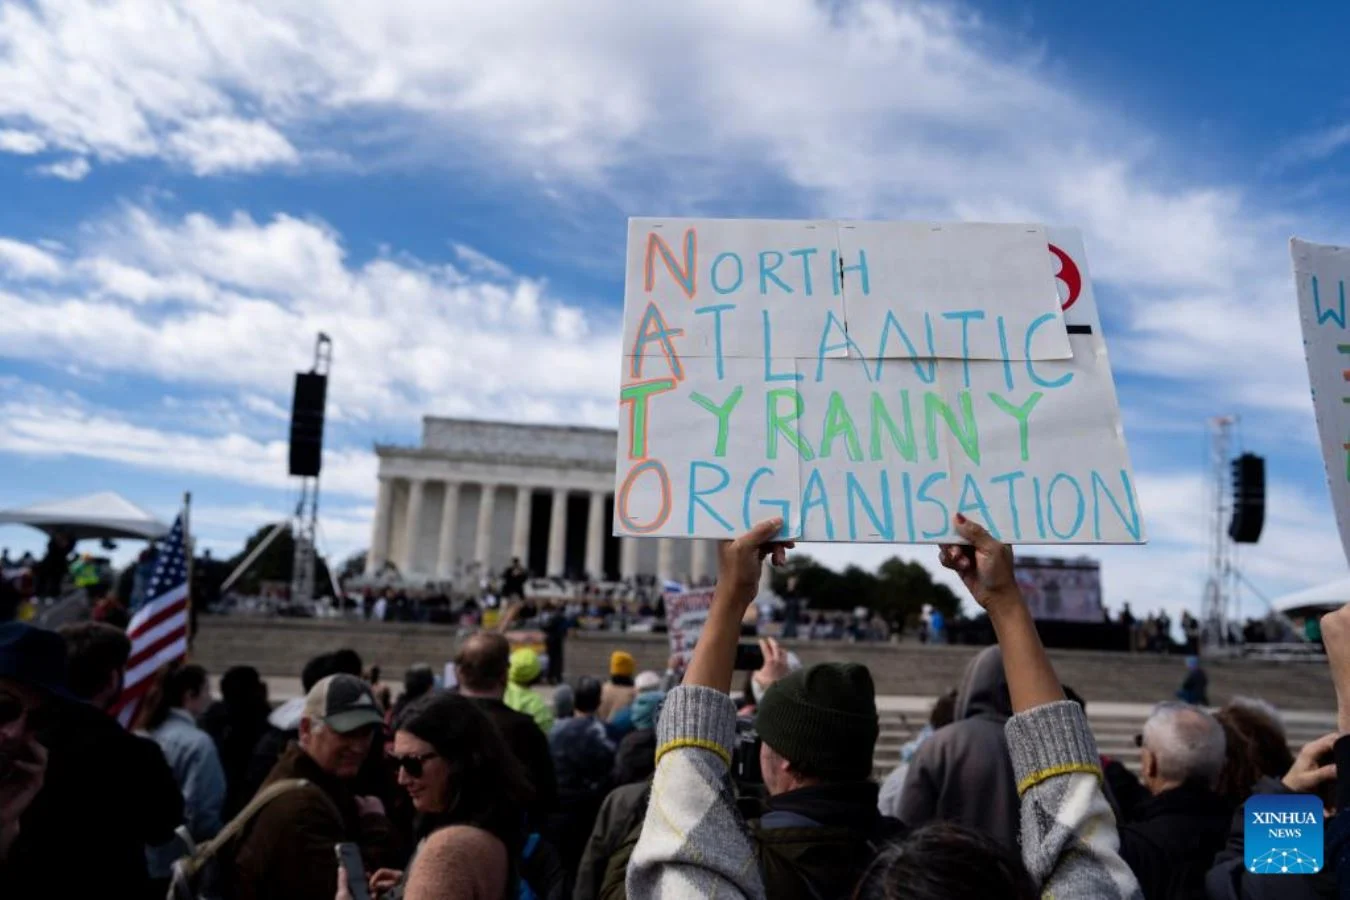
511,486,533,563
365,476,393,575
689,539,710,586
474,483,497,568
546,489,568,576
584,491,606,579
620,537,639,580
401,478,425,575
656,538,674,582
435,481,460,579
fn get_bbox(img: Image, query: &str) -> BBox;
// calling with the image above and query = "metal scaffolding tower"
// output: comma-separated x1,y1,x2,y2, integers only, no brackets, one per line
1202,415,1239,651
290,334,332,604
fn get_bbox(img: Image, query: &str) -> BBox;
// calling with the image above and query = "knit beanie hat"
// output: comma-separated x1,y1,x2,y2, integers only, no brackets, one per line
610,651,637,678
509,648,542,686
630,690,665,730
756,662,879,782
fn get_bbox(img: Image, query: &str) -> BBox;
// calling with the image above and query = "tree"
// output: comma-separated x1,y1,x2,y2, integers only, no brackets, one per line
769,552,963,621
339,550,367,580
224,523,332,597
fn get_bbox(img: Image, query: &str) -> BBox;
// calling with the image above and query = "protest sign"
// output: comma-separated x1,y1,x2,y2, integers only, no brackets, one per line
615,219,1144,544
1291,238,1350,564
664,585,715,668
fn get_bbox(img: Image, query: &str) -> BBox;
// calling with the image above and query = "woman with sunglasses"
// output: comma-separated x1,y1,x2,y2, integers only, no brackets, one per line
338,692,533,900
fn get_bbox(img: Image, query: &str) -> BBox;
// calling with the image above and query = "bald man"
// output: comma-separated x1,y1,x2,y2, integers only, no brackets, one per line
454,632,556,826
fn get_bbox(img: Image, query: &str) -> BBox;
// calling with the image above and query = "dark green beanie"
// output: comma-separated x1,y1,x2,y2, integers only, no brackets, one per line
756,662,879,782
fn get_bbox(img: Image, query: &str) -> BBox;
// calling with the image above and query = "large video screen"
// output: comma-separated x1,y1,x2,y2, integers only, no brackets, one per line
1015,556,1103,622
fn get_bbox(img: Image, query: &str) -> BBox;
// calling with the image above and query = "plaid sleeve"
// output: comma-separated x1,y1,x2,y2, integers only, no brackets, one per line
1005,701,1142,900
626,685,764,900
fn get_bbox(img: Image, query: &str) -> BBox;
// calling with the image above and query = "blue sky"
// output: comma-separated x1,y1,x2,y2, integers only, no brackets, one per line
0,0,1346,621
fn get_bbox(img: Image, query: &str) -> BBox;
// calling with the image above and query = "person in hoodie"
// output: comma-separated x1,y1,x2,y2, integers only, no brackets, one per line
877,688,957,818
896,643,1021,851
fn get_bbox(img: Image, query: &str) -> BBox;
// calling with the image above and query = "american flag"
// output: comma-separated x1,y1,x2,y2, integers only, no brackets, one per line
113,513,190,728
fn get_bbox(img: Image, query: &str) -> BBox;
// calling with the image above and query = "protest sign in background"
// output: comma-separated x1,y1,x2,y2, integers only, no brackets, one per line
615,219,1144,545
1292,238,1350,565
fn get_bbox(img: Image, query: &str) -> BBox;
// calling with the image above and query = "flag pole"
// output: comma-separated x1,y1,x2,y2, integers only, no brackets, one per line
183,491,194,652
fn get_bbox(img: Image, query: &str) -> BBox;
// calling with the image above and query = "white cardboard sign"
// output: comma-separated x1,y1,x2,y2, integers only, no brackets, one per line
1292,238,1350,564
614,218,1144,544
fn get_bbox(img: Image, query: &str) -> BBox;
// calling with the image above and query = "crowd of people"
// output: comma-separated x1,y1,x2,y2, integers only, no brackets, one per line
3,515,1350,899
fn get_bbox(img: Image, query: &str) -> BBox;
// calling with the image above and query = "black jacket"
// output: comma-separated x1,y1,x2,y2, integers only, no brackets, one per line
751,781,907,900
8,699,183,899
201,698,272,818
1205,777,1335,900
469,696,559,827
897,645,1020,851
1119,779,1231,900
598,780,904,900
612,728,656,787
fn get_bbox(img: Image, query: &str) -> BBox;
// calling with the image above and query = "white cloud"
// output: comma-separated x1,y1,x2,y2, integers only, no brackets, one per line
452,243,512,280
0,0,1307,417
1274,123,1350,169
0,129,44,154
36,157,90,180
166,116,299,175
0,204,620,428
0,238,62,279
241,393,291,421
0,391,377,497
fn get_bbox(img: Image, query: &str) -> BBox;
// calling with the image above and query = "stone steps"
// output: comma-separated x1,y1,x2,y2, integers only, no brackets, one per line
195,614,1337,785
193,616,1335,708
869,710,1337,781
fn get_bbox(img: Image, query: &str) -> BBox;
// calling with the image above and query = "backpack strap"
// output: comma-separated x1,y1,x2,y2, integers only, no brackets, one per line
176,778,313,879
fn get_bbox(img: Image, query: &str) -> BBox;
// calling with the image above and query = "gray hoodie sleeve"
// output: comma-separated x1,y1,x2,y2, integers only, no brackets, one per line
626,685,764,900
1004,700,1142,900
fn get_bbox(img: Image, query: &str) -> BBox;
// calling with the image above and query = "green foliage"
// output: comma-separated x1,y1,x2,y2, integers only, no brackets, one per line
224,523,332,596
770,554,962,621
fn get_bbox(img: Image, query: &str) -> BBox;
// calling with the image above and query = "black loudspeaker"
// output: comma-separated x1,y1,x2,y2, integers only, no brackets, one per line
289,372,327,477
1228,453,1265,544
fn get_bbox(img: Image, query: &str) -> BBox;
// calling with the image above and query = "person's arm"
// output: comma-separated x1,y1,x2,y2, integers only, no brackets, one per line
940,515,1141,900
626,517,787,900
1314,605,1350,894
182,734,228,840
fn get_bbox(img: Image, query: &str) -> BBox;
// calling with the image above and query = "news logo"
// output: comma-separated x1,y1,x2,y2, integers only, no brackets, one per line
1245,794,1323,875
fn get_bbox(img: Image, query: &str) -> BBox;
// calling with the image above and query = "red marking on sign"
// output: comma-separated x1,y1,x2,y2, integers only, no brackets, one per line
1049,244,1081,312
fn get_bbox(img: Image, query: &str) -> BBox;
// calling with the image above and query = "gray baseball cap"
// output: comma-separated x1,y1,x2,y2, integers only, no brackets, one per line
303,674,384,734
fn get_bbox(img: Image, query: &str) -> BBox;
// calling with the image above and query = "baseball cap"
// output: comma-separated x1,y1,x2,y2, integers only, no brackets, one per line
0,621,75,700
303,674,384,734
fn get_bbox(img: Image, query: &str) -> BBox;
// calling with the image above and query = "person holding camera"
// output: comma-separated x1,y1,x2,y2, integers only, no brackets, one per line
622,514,1141,899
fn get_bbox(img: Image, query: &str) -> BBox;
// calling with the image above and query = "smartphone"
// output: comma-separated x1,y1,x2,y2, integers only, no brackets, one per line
335,843,371,900
734,642,765,671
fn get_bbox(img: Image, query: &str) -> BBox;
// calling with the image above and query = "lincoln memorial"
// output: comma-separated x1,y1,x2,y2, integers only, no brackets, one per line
365,417,715,583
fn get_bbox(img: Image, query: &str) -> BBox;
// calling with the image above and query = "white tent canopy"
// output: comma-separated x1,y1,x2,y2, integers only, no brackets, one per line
1272,576,1350,615
0,491,170,542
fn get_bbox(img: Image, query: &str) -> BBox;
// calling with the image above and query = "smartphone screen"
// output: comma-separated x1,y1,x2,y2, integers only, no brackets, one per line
734,643,765,671
335,843,371,900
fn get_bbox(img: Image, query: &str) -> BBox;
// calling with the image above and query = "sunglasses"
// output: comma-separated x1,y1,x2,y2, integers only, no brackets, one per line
1134,733,1144,748
388,751,438,777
